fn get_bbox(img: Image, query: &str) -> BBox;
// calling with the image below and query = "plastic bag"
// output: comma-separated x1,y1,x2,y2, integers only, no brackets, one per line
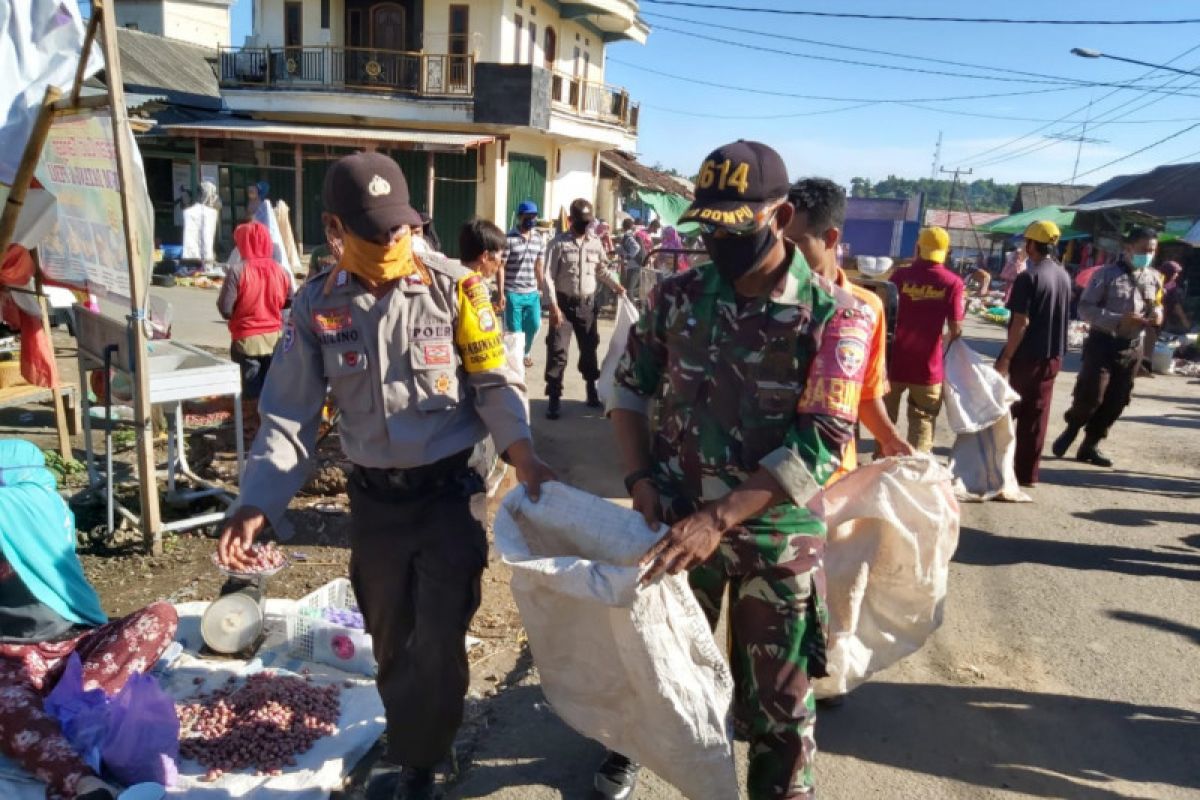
493,482,738,800
810,457,960,698
44,653,179,787
942,338,1018,434
596,295,640,409
44,654,108,772
102,671,179,787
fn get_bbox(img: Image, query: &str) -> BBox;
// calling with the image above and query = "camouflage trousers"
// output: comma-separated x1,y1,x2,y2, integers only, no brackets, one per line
689,528,828,800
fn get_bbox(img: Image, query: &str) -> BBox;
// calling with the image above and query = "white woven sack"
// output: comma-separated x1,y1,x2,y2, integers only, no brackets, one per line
494,482,737,800
596,296,640,409
811,456,960,698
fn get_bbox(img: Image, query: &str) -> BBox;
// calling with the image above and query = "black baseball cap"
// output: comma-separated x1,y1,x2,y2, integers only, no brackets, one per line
322,152,422,241
681,140,790,231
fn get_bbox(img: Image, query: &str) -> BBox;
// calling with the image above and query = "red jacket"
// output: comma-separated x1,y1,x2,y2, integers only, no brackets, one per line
218,222,291,341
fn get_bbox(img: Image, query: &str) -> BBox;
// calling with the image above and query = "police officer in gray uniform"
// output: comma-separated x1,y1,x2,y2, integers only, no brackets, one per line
1052,225,1163,467
218,152,555,800
544,198,626,419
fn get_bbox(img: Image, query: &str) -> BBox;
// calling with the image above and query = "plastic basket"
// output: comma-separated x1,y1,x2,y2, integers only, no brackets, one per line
284,578,375,676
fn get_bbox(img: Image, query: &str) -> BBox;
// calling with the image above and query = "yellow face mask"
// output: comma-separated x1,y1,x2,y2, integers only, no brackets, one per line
337,229,424,285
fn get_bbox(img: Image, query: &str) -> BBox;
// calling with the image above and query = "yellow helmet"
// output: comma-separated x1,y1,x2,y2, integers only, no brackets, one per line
1023,220,1061,245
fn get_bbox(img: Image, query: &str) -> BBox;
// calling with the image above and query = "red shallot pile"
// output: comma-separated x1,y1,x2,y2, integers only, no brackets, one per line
177,672,341,781
213,541,287,574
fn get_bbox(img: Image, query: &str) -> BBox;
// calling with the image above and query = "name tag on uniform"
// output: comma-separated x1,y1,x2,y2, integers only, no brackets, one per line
313,306,360,345
414,341,454,369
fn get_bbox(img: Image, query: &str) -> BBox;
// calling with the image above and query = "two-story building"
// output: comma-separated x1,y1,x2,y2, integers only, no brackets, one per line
143,0,648,256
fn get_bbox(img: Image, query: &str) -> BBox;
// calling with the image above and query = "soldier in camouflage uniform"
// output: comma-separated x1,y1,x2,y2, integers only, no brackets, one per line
605,141,859,800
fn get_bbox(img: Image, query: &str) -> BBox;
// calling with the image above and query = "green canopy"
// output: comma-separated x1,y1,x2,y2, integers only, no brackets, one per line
977,205,1080,238
635,189,697,233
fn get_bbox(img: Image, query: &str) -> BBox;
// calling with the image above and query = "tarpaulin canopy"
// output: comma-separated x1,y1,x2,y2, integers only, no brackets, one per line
976,205,1083,239
635,190,696,232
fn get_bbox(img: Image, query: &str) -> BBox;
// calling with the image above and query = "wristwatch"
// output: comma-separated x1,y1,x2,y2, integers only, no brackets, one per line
623,467,656,495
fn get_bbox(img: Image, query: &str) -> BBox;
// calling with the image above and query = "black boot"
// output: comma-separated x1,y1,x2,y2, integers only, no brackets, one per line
1076,438,1114,468
586,381,602,408
592,751,640,799
1051,424,1080,458
546,395,561,420
394,767,434,800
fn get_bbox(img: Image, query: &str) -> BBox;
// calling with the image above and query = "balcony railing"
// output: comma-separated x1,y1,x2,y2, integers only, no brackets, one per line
550,70,639,132
218,46,474,97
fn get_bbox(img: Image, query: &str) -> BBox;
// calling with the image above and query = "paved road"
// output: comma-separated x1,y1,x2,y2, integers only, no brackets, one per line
154,285,1200,800
452,312,1200,800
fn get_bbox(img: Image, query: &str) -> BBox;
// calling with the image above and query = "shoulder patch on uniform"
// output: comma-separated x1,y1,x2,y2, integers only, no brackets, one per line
421,252,471,281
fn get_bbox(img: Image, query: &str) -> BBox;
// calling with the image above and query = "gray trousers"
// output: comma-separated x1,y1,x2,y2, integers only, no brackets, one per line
347,454,487,768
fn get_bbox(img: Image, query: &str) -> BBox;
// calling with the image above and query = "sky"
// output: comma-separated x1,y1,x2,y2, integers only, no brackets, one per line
226,1,1200,188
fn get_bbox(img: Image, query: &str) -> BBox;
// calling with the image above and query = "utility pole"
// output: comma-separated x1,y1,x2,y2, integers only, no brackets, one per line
940,166,973,227
931,131,943,180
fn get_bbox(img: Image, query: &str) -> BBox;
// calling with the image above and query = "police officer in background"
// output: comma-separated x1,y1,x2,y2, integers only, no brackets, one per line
217,152,555,800
544,198,626,420
1052,225,1163,468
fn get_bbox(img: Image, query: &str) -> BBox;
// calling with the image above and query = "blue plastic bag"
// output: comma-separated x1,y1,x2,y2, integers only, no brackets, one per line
43,654,107,772
101,671,180,787
44,653,179,786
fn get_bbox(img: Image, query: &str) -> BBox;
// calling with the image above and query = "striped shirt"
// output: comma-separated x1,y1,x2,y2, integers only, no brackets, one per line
504,229,545,294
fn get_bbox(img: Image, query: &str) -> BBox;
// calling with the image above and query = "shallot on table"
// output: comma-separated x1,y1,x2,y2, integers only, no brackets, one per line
213,541,287,574
177,671,341,780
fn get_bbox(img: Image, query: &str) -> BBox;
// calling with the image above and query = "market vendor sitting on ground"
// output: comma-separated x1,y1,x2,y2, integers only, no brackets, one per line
0,439,178,800
217,220,293,439
218,151,554,800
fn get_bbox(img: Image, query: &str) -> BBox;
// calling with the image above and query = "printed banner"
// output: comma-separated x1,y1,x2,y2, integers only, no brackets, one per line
33,111,154,301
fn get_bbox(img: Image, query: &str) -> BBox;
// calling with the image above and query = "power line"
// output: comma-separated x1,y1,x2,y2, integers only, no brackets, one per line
641,0,1200,25
644,11,1196,92
971,67,1200,170
649,22,1071,84
954,43,1200,166
896,102,1200,125
607,57,1086,104
641,101,877,119
648,22,1080,85
1072,121,1200,180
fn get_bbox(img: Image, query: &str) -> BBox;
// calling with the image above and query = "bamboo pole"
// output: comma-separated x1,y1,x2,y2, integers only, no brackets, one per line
0,86,61,256
71,10,102,108
95,0,164,554
31,255,72,458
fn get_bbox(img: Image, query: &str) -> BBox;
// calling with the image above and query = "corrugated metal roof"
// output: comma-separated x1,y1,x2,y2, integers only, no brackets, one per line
1073,163,1200,218
111,28,221,110
600,150,694,198
1010,183,1093,214
161,119,495,151
924,209,1005,229
1063,199,1153,212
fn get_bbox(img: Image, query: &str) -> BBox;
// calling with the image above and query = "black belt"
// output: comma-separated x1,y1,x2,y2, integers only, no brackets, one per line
352,448,481,501
556,292,594,305
1089,329,1138,350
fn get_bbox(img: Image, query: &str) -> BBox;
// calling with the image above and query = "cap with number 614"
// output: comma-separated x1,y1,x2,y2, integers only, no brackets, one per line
681,140,790,233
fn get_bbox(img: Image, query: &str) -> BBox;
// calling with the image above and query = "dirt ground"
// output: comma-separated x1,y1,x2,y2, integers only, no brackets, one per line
5,289,1197,799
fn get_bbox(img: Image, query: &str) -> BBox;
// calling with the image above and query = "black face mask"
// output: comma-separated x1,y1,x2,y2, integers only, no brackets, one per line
520,216,536,231
571,217,592,235
704,224,778,284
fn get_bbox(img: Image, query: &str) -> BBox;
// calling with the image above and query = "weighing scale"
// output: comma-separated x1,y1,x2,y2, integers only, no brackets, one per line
200,555,290,657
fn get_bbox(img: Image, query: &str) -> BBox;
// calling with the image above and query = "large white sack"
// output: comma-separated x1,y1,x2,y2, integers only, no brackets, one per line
494,482,738,800
597,295,640,408
810,456,960,698
942,338,1019,434
949,413,1030,503
942,339,1029,502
